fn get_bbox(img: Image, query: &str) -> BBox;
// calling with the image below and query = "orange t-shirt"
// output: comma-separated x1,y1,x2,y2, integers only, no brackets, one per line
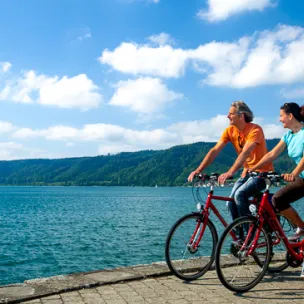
220,123,273,172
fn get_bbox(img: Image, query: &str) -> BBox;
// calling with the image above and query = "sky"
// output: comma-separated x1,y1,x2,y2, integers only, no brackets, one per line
0,0,304,160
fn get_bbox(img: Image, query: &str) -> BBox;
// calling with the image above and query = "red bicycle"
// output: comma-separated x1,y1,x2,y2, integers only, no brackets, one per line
165,173,293,281
215,172,302,292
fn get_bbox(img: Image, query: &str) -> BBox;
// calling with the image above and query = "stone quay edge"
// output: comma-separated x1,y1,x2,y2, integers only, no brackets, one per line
0,262,171,303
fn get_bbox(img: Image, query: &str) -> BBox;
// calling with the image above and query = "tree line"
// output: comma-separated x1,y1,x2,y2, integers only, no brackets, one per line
0,139,294,186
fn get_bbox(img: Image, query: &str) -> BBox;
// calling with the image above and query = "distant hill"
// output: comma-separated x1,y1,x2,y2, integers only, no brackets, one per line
0,139,295,186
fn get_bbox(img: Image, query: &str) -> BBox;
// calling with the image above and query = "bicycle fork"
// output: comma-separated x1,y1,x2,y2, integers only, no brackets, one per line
188,213,209,252
240,219,264,257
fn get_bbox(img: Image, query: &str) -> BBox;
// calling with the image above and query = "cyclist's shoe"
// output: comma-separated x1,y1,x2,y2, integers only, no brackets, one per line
288,227,304,242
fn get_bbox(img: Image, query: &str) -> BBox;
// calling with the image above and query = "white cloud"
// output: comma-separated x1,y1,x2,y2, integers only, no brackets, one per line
13,126,80,140
10,113,285,156
168,115,228,143
12,128,42,138
281,87,304,99
99,24,304,88
0,62,12,73
0,121,14,133
109,77,183,116
38,74,101,110
10,116,226,154
0,142,24,160
0,142,50,160
261,123,285,139
0,70,102,110
99,42,188,78
77,31,92,41
148,32,173,46
253,116,285,139
191,37,251,86
12,123,178,155
44,126,81,140
198,0,276,22
0,71,49,103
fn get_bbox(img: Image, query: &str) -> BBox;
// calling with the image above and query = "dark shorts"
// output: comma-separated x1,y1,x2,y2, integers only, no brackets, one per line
272,177,304,211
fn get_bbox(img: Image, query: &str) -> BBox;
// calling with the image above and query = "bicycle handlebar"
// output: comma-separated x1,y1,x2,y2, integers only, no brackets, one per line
195,173,220,182
195,172,235,182
194,171,282,184
248,171,282,183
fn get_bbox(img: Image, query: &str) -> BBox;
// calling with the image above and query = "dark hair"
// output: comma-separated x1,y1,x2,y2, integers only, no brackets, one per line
280,102,304,123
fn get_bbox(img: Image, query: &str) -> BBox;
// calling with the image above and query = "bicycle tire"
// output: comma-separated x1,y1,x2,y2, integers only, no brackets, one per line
267,214,295,273
215,216,271,292
165,213,218,281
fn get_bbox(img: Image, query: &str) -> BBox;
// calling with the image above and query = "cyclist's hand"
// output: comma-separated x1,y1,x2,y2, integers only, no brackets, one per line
218,172,233,185
188,171,200,182
241,169,249,178
241,172,247,178
281,173,295,182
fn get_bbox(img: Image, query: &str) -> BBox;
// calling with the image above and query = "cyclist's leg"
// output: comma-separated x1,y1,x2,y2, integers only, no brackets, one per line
273,178,304,236
234,176,266,218
226,176,248,221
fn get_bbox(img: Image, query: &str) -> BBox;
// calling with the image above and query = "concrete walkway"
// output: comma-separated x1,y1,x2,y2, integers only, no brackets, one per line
1,262,304,304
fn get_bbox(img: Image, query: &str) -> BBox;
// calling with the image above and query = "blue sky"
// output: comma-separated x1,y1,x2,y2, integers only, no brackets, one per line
0,0,304,160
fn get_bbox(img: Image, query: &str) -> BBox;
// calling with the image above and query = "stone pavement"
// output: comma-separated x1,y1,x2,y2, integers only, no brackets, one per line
1,262,304,304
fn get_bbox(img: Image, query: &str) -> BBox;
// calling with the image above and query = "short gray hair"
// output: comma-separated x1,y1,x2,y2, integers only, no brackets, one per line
231,100,254,123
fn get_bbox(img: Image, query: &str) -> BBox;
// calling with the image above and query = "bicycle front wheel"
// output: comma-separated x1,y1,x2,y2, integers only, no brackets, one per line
215,216,271,292
165,213,218,281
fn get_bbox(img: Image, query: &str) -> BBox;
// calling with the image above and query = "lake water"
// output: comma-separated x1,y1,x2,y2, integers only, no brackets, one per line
0,186,303,286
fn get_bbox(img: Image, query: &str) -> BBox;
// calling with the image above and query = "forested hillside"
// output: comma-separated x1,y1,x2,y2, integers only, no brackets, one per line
0,139,295,186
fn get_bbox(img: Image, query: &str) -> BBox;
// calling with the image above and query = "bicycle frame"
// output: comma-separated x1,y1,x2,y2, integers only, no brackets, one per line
191,183,257,249
247,187,304,263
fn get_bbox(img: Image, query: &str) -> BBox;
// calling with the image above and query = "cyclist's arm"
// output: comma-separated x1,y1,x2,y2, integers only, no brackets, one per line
188,140,226,182
291,155,304,178
218,142,258,184
250,140,286,172
227,141,258,176
241,168,249,178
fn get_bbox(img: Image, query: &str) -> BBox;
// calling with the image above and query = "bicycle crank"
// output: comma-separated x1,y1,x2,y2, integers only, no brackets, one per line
286,253,303,268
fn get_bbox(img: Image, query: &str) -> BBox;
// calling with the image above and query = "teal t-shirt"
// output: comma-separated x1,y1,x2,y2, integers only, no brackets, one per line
282,127,304,178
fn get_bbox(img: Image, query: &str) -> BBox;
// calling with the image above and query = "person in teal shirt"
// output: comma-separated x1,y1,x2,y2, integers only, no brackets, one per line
282,125,304,178
251,102,304,241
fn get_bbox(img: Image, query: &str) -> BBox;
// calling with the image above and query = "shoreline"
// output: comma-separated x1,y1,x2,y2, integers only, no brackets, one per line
0,261,171,303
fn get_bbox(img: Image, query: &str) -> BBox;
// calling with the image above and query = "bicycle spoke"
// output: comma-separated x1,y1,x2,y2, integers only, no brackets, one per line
267,214,295,273
165,213,217,280
216,216,271,292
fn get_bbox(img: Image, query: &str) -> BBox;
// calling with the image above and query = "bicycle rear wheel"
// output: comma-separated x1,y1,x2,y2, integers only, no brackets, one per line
165,213,218,281
267,214,295,273
215,216,271,292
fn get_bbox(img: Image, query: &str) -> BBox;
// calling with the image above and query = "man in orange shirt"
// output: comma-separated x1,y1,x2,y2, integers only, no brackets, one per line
188,101,273,221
